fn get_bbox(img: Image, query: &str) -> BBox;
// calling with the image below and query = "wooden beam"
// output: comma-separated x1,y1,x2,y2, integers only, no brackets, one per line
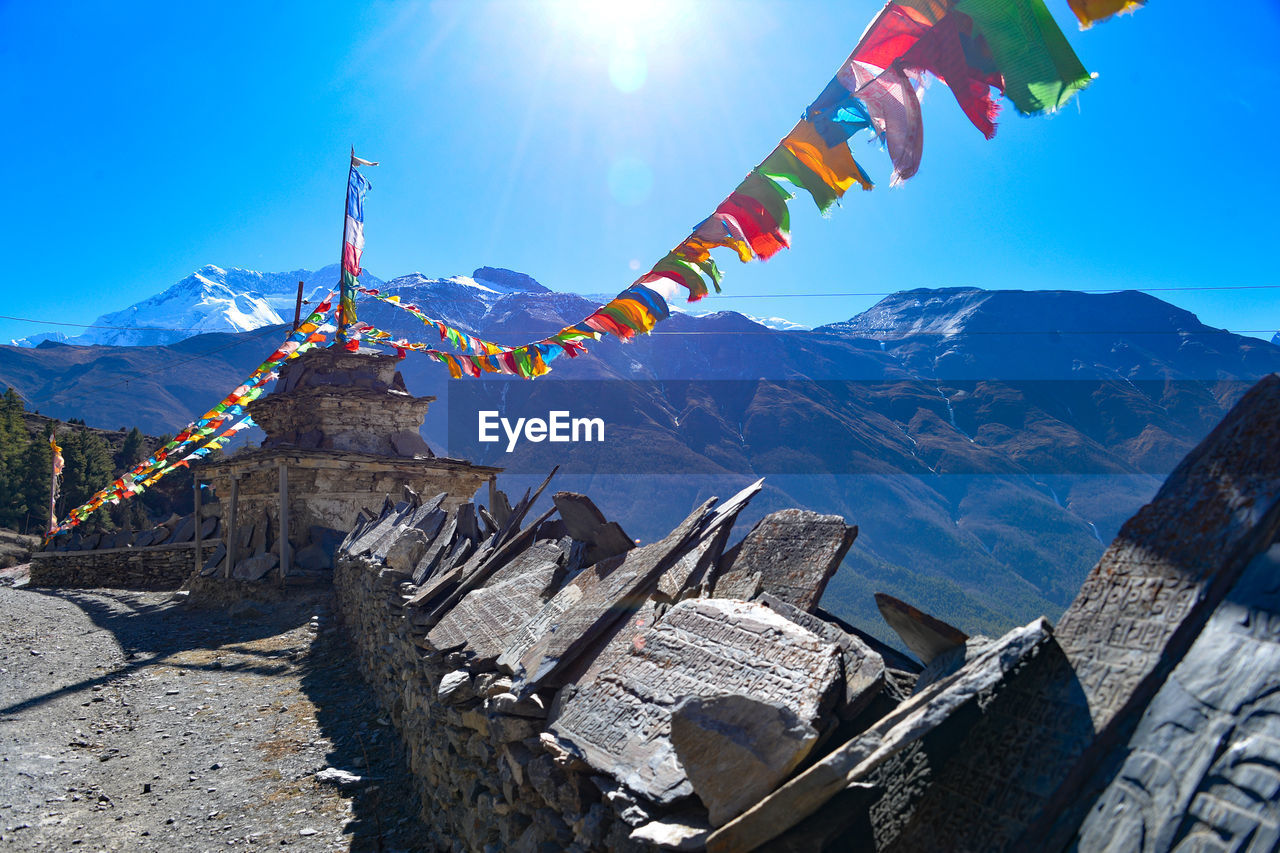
292,281,305,330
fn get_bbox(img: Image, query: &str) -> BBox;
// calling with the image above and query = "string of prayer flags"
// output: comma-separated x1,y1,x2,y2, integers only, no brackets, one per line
350,0,1131,378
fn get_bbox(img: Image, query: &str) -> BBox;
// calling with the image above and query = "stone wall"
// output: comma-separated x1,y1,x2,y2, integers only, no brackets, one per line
335,556,640,852
29,542,220,590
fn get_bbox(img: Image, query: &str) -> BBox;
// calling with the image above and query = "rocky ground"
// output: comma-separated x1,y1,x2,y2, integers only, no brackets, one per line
0,577,430,851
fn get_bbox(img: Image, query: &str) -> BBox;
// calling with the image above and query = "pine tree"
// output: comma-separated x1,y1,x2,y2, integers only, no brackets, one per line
0,389,30,529
18,423,53,534
115,426,146,471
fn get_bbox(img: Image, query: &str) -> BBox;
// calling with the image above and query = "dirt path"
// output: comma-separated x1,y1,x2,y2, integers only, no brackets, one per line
0,584,428,851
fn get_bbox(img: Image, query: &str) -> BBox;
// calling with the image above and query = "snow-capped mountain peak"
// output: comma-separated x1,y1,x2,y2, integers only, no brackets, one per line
9,263,802,348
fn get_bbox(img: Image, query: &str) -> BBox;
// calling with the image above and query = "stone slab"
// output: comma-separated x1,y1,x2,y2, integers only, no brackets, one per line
506,499,716,693
232,552,278,581
1056,374,1280,732
874,592,968,666
346,502,406,557
454,501,480,543
757,593,886,722
548,598,840,805
412,515,456,585
482,539,566,590
553,492,608,541
535,518,567,543
558,599,661,691
477,505,498,537
706,617,1052,853
427,558,564,668
338,510,373,554
658,479,763,602
248,513,270,556
1001,374,1280,847
370,505,422,563
490,488,513,528
1070,542,1280,852
495,553,629,677
585,521,635,565
712,509,856,612
670,693,820,827
492,468,557,549
170,515,196,544
200,542,227,576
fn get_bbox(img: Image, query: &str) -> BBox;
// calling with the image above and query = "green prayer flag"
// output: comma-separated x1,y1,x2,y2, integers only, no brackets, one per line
654,254,713,298
957,0,1091,115
692,255,723,287
759,146,841,214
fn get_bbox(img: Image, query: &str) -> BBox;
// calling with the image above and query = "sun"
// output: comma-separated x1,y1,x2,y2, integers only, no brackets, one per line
547,0,699,92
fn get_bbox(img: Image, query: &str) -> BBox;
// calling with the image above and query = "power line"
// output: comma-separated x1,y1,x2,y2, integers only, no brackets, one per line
79,324,290,395
0,314,282,334
2,283,1278,332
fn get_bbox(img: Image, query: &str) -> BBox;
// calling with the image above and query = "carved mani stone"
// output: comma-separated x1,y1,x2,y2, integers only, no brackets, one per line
548,598,840,807
1055,374,1280,733
427,550,563,668
757,593,886,722
768,376,1280,853
706,617,1052,853
412,515,457,585
712,509,857,612
482,539,566,590
1071,541,1280,852
658,479,764,602
503,499,716,693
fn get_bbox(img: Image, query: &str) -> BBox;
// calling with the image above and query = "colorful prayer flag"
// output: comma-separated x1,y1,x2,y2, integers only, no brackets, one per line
338,153,375,350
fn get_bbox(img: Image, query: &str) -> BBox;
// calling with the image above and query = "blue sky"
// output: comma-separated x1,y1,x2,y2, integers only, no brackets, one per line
3,0,1278,345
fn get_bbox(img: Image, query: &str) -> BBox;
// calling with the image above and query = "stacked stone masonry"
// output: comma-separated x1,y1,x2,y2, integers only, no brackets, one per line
30,541,222,590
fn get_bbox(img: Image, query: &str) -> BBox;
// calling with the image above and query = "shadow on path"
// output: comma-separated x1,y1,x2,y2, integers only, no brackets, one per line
10,586,429,852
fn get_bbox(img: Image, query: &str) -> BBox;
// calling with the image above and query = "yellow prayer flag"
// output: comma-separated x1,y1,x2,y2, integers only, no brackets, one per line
782,120,873,194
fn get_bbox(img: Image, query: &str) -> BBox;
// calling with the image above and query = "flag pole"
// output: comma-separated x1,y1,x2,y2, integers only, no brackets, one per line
336,149,356,347
337,147,377,351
